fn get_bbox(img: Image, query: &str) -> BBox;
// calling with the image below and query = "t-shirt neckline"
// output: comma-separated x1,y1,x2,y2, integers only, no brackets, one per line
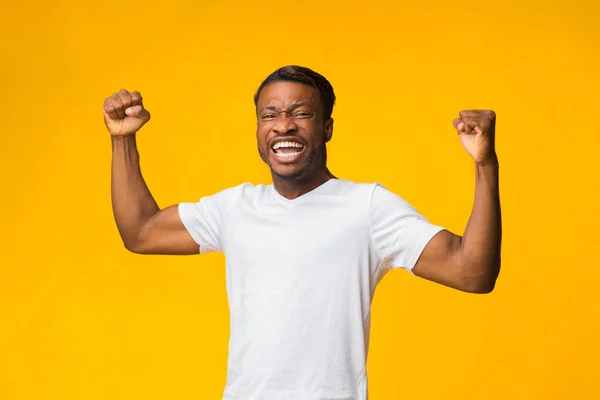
270,178,338,205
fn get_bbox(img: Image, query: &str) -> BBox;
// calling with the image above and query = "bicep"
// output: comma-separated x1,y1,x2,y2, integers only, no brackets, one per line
411,229,467,291
132,204,200,255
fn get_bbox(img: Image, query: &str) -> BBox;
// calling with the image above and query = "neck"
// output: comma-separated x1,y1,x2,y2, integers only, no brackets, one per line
272,168,336,200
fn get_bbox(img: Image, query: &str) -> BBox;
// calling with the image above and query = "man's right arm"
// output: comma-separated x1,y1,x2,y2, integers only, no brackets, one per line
105,89,199,255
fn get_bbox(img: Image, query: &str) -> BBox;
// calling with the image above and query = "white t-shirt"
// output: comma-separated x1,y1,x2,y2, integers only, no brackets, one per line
178,179,444,400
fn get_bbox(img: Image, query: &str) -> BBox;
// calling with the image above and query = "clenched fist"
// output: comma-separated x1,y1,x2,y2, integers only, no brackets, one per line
453,110,497,165
103,89,151,136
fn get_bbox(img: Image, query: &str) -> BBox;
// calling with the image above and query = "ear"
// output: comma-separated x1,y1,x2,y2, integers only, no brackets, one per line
325,118,334,142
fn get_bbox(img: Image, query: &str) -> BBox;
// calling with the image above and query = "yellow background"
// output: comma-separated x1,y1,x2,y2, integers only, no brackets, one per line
1,0,599,399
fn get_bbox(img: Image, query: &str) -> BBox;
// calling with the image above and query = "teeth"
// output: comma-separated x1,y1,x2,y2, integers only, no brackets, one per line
272,141,304,150
276,151,302,157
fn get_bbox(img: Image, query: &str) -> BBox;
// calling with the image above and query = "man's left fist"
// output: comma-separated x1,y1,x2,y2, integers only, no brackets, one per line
453,110,497,165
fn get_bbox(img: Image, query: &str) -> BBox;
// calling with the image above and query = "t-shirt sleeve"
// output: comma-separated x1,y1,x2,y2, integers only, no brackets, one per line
177,187,235,254
369,183,445,273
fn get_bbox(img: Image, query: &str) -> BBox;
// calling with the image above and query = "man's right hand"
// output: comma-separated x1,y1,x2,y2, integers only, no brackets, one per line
103,89,151,136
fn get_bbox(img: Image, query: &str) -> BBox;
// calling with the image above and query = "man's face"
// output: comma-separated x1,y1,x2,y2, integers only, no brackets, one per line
256,81,333,182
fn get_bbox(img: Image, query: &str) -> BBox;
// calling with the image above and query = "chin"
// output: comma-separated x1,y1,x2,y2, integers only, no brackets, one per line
271,164,309,182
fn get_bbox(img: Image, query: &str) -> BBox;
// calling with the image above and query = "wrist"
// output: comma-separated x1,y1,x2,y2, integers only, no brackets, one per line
475,154,499,169
475,154,499,190
111,132,137,141
111,133,138,151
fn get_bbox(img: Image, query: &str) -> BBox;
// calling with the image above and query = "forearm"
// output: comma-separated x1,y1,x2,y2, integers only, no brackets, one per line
459,156,502,289
111,134,160,249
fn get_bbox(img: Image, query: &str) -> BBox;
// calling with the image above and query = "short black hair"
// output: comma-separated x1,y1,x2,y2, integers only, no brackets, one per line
254,65,336,120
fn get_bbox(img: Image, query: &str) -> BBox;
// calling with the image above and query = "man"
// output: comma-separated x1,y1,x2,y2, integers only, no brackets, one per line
103,65,501,400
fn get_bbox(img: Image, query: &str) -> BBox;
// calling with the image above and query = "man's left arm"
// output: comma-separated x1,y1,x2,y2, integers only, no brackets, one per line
412,110,502,294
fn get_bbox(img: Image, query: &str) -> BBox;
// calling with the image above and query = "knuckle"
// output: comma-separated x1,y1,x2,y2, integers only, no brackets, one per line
132,92,143,103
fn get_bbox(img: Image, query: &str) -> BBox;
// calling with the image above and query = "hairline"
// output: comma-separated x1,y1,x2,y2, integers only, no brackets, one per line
254,80,328,119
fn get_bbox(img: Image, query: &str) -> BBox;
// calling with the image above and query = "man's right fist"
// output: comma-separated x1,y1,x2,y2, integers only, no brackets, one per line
103,89,151,136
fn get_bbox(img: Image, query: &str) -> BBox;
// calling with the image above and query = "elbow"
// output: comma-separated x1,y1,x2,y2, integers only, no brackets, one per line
123,241,142,254
460,260,501,294
122,237,149,254
464,278,496,294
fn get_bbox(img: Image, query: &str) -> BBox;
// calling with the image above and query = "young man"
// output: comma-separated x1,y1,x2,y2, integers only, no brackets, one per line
103,65,501,400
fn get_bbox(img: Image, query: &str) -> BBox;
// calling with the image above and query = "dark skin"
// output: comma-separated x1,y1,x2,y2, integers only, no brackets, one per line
103,83,501,293
255,81,335,199
253,82,501,293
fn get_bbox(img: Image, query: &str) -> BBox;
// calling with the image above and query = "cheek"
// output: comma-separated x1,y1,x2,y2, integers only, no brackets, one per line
256,127,269,147
302,123,325,145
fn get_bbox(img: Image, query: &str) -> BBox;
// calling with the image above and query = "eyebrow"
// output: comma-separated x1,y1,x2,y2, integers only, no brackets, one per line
260,102,312,112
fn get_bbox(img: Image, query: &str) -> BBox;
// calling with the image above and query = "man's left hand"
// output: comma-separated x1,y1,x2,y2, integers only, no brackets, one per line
453,110,497,165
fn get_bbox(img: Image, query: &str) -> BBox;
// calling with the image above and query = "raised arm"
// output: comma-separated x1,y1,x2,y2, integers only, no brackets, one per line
104,89,199,255
412,110,502,293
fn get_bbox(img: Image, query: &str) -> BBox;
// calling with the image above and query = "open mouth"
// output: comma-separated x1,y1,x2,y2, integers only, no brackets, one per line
270,140,305,163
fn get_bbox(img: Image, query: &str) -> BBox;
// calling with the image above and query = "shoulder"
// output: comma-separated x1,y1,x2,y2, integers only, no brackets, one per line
218,182,263,197
369,182,416,211
228,182,272,201
206,182,268,199
327,179,378,197
331,179,405,204
184,182,268,209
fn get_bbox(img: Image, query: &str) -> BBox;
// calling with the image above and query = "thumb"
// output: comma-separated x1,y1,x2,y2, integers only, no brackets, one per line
125,105,151,122
453,118,465,133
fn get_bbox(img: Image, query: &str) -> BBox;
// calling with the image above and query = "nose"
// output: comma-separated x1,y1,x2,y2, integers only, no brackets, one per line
272,114,298,135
